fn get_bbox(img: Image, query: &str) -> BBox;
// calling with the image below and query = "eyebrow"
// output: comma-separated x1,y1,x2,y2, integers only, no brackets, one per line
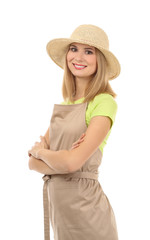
70,44,95,51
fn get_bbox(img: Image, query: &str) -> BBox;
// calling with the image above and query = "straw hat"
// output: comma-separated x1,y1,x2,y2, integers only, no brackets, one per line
46,24,121,80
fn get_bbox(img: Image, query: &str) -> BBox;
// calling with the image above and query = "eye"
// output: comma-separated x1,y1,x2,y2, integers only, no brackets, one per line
85,50,93,55
69,47,77,52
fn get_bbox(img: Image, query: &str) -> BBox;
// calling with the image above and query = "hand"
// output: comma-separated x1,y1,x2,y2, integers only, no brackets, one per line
28,136,49,158
70,133,86,150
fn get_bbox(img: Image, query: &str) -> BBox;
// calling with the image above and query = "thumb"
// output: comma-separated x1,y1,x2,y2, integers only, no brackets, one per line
81,133,86,138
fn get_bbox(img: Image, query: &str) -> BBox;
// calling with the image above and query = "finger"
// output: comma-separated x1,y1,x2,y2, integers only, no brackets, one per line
40,135,45,143
78,134,84,140
72,141,77,146
40,135,44,140
79,138,85,142
40,135,46,140
40,135,49,149
75,133,85,143
73,137,84,145
75,139,84,146
76,139,84,146
72,133,86,146
42,136,49,146
72,144,80,149
79,134,86,140
72,139,84,147
72,143,78,148
71,145,78,150
73,142,80,147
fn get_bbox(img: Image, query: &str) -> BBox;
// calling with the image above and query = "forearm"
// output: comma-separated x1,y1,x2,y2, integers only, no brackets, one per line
37,149,71,174
28,156,65,175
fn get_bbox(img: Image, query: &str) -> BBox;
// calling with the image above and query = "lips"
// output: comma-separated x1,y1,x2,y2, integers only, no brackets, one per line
73,63,87,70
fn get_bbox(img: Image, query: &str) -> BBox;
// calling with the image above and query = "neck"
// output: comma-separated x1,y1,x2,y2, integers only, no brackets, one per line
74,76,91,99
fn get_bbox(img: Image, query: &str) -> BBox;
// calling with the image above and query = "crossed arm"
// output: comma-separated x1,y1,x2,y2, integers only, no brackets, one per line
28,115,111,175
28,127,58,175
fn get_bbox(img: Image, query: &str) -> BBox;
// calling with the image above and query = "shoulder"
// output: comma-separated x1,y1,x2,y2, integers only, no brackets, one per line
87,93,118,128
90,93,117,109
88,93,118,115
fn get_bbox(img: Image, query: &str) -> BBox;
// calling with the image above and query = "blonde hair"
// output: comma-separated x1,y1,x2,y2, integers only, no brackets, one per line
61,47,117,103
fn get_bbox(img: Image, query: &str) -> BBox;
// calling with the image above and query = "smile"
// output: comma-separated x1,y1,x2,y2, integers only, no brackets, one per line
73,63,87,70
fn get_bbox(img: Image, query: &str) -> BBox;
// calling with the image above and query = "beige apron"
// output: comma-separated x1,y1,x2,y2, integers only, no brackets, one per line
42,102,118,240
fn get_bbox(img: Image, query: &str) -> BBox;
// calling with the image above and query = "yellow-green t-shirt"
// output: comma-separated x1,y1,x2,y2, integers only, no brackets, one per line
61,93,117,154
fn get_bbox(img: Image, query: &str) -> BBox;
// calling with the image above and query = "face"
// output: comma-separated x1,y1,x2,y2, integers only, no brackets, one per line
66,43,97,80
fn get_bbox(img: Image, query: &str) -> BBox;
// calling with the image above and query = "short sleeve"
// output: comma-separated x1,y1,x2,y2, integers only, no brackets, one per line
89,94,118,128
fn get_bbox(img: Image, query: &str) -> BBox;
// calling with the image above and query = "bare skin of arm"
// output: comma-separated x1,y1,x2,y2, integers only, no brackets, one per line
28,156,63,175
28,127,85,175
28,126,58,175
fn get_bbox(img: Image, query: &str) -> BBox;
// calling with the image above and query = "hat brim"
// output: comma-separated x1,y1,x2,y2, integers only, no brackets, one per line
46,38,121,80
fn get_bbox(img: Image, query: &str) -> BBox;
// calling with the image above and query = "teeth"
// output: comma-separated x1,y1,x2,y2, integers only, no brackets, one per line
74,64,86,69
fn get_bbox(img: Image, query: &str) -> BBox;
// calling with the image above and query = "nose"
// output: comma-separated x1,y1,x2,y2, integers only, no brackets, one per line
74,50,84,62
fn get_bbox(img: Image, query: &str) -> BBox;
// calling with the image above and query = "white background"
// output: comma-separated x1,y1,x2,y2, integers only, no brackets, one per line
0,0,150,239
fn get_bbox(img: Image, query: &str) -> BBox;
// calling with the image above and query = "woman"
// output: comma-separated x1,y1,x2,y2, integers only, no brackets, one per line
28,24,121,240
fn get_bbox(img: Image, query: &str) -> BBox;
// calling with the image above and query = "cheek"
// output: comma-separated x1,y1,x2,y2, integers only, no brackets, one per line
66,53,73,71
66,52,73,63
89,56,97,70
66,54,71,70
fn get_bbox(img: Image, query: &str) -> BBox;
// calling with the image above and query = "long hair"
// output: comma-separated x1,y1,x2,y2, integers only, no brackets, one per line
61,47,117,103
